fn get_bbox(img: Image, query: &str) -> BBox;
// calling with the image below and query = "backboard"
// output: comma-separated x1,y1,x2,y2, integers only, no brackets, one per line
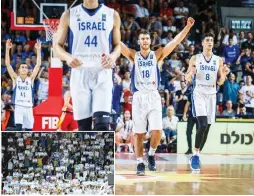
11,0,80,30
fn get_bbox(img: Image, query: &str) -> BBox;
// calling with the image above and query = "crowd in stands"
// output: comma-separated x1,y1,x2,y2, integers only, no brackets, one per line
1,1,254,145
1,132,114,195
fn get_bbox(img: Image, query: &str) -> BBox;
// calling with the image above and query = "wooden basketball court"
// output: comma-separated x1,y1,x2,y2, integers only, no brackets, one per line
115,153,254,195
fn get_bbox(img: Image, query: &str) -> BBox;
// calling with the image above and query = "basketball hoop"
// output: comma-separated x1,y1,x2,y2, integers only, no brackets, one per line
42,19,60,41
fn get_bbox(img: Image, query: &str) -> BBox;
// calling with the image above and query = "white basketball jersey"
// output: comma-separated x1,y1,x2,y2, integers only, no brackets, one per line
131,51,160,92
38,78,48,100
193,53,219,94
69,4,114,68
13,76,33,107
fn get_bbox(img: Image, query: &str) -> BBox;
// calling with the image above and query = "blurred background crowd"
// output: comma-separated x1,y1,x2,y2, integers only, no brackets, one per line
1,132,114,195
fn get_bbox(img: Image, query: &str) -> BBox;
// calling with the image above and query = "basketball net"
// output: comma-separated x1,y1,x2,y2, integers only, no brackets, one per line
42,19,60,42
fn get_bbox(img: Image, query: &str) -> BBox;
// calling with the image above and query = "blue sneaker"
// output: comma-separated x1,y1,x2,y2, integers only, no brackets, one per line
189,155,200,171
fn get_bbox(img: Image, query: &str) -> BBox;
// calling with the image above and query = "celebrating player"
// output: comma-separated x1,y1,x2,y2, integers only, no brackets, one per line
185,32,229,170
54,0,121,130
121,17,195,175
5,39,42,130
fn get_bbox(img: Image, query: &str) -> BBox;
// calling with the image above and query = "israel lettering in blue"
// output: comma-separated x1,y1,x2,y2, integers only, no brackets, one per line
18,86,29,90
200,65,216,71
138,60,153,67
78,22,106,31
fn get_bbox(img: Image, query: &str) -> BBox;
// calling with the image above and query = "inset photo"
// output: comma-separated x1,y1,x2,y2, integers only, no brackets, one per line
1,132,114,195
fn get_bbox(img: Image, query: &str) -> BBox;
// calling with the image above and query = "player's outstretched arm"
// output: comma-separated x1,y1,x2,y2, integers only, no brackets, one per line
120,42,136,63
102,11,122,69
217,57,229,86
155,17,195,60
185,55,196,83
31,40,42,81
5,39,17,82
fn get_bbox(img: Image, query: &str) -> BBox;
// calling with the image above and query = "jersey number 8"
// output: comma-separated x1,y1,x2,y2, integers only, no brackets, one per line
206,73,210,80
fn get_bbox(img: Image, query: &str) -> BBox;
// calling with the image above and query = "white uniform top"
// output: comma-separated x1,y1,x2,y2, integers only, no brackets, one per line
69,3,114,68
38,78,48,100
13,76,33,107
193,53,220,94
131,50,160,93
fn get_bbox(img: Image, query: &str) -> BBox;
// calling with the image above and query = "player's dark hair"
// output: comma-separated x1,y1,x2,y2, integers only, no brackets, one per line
202,32,215,41
138,29,151,39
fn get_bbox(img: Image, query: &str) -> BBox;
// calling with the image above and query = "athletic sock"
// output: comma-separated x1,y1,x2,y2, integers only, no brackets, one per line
194,151,200,156
137,157,143,164
148,147,156,156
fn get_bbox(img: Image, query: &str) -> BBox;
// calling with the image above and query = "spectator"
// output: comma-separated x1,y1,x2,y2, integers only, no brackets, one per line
36,67,49,105
183,44,195,67
160,1,173,24
223,73,240,106
151,30,161,50
237,31,247,47
236,104,251,118
175,81,188,119
222,37,240,65
239,76,254,114
147,15,163,36
134,0,150,29
112,78,122,114
162,105,179,144
62,69,70,95
236,47,252,81
12,44,28,62
161,30,173,46
173,1,189,29
123,15,140,44
37,31,51,59
222,29,238,46
168,52,182,70
241,32,254,50
222,100,236,117
115,110,134,153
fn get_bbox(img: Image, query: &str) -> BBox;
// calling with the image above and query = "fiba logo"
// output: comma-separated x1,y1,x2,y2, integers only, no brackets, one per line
42,117,59,129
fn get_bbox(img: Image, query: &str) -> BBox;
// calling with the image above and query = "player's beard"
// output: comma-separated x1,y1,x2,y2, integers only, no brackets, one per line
141,44,150,51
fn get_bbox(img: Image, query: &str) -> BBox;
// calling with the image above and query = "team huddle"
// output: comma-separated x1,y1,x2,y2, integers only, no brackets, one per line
4,0,229,173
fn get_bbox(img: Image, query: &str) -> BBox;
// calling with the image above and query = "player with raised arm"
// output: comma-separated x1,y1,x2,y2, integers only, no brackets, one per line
185,32,229,170
54,0,121,130
5,39,42,130
121,17,195,175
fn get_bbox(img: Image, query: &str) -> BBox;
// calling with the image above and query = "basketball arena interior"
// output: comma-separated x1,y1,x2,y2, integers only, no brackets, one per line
1,0,254,195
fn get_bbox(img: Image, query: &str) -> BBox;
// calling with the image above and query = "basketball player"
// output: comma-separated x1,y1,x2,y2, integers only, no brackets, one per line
5,39,42,130
55,0,121,130
121,17,195,175
59,90,78,131
185,33,229,170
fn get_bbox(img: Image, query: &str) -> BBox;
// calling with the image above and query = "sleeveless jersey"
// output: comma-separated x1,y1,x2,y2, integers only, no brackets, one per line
193,53,220,94
38,78,48,100
13,76,33,107
69,4,114,68
131,51,160,92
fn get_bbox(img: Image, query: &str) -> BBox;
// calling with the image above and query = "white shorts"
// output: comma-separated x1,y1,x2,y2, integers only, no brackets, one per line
70,67,113,120
132,90,162,134
15,105,34,129
192,91,216,124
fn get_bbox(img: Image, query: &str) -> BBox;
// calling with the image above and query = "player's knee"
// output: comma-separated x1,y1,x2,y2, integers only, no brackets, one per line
197,116,208,131
93,112,110,131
